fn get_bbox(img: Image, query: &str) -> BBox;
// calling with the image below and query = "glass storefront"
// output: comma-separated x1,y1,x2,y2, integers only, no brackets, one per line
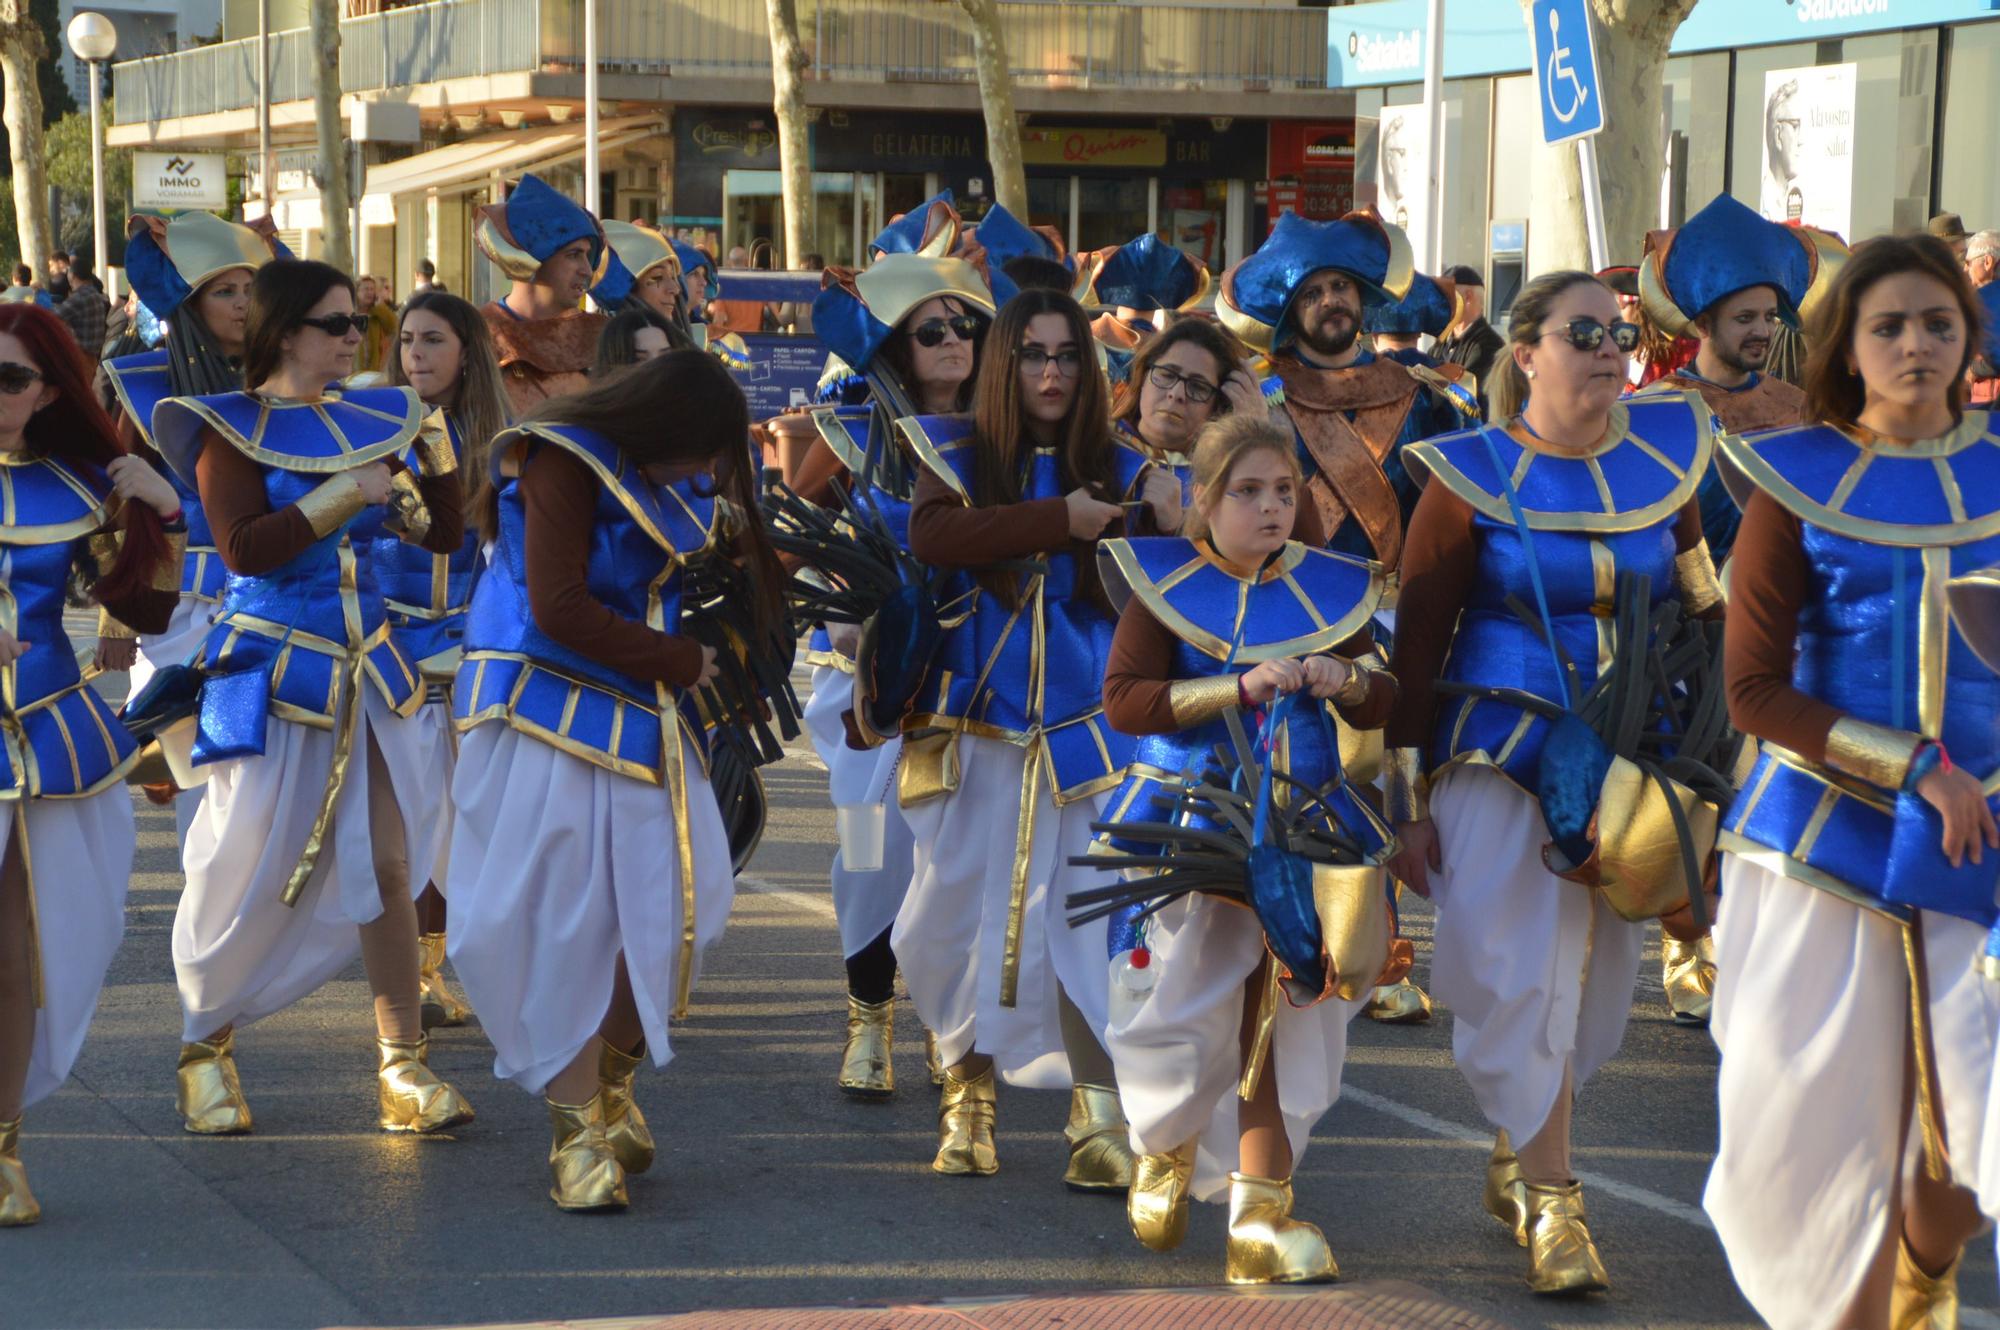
1938,21,2000,225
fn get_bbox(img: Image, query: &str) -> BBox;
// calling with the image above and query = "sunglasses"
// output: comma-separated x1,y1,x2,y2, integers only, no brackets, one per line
0,363,42,395
1146,363,1219,404
1538,317,1641,353
297,313,369,338
911,314,981,348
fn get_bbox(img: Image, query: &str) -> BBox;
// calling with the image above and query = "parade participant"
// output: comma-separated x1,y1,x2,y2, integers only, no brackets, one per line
1078,233,1211,385
1097,412,1395,1282
1107,318,1268,535
674,239,719,349
957,205,1083,308
791,254,993,1098
476,174,609,414
99,212,285,843
1705,234,1997,1329
1362,272,1481,419
382,290,511,1030
592,307,688,376
0,304,179,1225
152,259,473,1139
597,219,688,326
446,350,783,1212
893,287,1135,1187
1604,264,1694,388
1384,270,1721,1295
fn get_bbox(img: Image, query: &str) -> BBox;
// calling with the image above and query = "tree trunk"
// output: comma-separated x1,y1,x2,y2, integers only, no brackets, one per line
765,0,813,268
0,1,51,280
1524,0,1694,274
955,0,1027,218
310,0,352,271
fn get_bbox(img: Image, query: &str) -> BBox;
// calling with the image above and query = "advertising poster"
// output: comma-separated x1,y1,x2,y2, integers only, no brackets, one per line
1374,104,1432,268
1759,63,1856,236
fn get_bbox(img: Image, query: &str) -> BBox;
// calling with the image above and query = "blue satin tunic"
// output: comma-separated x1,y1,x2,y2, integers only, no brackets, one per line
102,350,224,601
801,404,919,674
371,411,485,680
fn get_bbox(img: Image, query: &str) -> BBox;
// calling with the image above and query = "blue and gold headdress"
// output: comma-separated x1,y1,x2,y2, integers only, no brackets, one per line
124,211,288,322
1639,193,1846,338
811,255,995,376
1363,271,1458,338
1081,233,1211,313
870,191,963,261
593,218,682,308
474,173,608,284
1218,211,1414,355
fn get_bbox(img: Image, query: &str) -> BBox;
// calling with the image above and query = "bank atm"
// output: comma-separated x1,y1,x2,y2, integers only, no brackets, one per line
1489,220,1526,331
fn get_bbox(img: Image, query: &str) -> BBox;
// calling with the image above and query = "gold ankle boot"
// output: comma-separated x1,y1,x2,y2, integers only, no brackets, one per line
176,1032,252,1135
1891,1233,1962,1330
925,1030,944,1085
1063,1083,1135,1192
417,933,471,1029
0,1117,38,1227
1366,976,1434,1024
377,1035,475,1133
932,1064,997,1176
1224,1172,1339,1285
598,1039,654,1175
546,1093,628,1212
1524,1181,1610,1295
1128,1140,1197,1251
1483,1130,1529,1246
1662,935,1716,1025
837,996,895,1098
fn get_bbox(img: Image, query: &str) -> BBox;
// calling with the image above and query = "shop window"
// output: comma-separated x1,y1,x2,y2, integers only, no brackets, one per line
1938,20,2000,229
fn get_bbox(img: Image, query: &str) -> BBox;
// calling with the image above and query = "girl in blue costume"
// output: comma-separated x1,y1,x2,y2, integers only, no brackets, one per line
0,304,179,1225
152,260,474,1140
445,349,785,1212
382,290,512,1030
98,211,284,844
1107,317,1271,537
894,287,1152,1189
1098,413,1395,1283
1706,235,1999,1329
1384,270,1725,1295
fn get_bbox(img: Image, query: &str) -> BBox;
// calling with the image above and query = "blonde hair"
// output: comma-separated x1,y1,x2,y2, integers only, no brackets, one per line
1184,413,1301,542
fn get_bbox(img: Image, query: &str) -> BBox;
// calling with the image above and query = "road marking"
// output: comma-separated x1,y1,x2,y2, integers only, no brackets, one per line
737,873,838,921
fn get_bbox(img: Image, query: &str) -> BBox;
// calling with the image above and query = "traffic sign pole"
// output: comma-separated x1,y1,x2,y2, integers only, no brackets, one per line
1530,0,1610,270
1576,136,1610,272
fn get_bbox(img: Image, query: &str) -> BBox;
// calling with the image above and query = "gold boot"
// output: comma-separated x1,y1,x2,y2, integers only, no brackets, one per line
1224,1172,1339,1285
925,1030,944,1085
176,1032,252,1135
1483,1130,1529,1246
1662,935,1716,1025
1890,1233,1962,1330
1127,1140,1196,1251
377,1035,475,1133
932,1063,997,1176
598,1039,655,1175
1366,977,1434,1024
1063,1083,1135,1192
417,933,471,1029
1524,1181,1610,1295
0,1117,38,1227
546,1093,628,1212
837,996,895,1098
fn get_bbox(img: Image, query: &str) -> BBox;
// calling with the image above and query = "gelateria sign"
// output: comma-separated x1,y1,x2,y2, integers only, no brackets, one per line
132,151,227,210
1020,127,1167,169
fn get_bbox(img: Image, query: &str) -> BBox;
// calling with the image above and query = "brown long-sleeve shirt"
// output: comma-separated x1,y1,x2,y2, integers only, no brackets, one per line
908,465,1073,566
1722,489,1842,762
520,444,705,689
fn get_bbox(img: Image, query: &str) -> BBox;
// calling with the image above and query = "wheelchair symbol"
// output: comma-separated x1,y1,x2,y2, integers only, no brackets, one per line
1544,10,1589,124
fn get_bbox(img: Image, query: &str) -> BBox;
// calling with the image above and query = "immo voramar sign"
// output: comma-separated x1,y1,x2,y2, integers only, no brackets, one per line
132,152,228,211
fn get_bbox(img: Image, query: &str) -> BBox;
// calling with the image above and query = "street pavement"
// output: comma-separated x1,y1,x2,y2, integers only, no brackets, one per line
4,656,1996,1329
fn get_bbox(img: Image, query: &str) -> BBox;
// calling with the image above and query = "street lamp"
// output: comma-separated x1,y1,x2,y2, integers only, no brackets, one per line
66,11,117,287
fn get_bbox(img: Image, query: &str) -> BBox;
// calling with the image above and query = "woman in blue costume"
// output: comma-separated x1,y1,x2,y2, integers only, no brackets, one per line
792,252,993,1098
1383,270,1725,1295
1098,413,1395,1282
1107,317,1271,537
152,260,474,1139
98,211,284,844
382,290,512,1030
1705,235,1999,1329
0,304,179,1225
894,286,1144,1189
446,350,785,1212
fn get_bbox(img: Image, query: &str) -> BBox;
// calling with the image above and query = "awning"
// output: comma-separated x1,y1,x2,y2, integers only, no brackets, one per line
363,114,666,199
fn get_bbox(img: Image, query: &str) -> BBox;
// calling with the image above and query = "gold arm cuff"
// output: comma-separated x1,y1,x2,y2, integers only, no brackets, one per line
1674,541,1726,615
87,529,119,579
295,472,369,539
1168,674,1242,729
95,605,137,640
153,530,187,592
412,417,458,477
1383,746,1429,823
382,468,432,544
1824,716,1923,790
1332,657,1375,707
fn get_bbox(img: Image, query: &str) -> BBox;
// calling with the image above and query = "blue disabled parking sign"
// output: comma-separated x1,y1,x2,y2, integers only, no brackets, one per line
1530,0,1604,144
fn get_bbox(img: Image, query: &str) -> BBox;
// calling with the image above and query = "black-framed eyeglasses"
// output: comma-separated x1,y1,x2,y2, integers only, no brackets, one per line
1537,317,1641,353
0,363,43,395
1017,346,1084,377
297,313,369,338
1146,363,1218,404
911,314,981,348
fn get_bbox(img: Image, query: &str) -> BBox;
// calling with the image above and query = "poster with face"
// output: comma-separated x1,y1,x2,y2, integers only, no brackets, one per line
1375,104,1432,270
1759,64,1855,237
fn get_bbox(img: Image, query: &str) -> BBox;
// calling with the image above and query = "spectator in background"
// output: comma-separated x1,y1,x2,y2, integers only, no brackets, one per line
712,243,770,335
1969,232,2000,406
44,251,71,303
1929,211,1971,263
1965,229,2000,289
1,264,35,303
773,252,823,335
55,255,109,368
355,274,399,374
1434,263,1505,414
412,258,443,294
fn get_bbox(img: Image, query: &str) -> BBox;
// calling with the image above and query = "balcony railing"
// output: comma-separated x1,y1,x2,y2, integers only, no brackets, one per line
114,0,1331,125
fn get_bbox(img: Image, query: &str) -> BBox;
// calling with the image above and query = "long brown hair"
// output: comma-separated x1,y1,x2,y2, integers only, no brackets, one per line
242,259,356,390
1802,233,1983,430
390,290,512,542
522,349,783,637
1487,269,1608,423
968,288,1117,611
0,304,169,603
1110,318,1248,439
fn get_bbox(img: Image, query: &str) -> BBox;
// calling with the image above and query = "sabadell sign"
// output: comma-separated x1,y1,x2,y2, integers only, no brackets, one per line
132,151,228,211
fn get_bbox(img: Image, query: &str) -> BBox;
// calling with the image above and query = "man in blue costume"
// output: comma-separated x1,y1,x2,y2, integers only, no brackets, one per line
474,173,608,414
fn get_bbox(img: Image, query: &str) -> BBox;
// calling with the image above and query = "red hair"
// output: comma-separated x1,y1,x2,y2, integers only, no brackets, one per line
0,304,170,604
